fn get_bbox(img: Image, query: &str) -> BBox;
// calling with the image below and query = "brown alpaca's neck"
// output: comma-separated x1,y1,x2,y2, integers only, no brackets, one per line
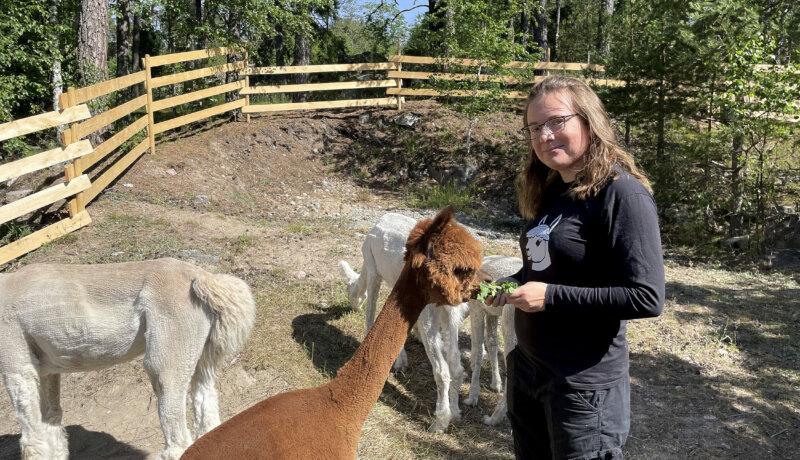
326,264,427,426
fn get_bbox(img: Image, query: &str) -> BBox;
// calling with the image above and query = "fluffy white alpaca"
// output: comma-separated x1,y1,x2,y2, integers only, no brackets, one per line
463,255,522,426
0,258,256,460
339,212,469,432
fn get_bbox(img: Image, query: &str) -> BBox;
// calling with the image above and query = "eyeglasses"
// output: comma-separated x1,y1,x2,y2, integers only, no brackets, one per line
522,114,579,137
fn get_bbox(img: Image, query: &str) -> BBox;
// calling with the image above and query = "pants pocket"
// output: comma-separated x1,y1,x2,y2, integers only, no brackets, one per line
574,388,608,412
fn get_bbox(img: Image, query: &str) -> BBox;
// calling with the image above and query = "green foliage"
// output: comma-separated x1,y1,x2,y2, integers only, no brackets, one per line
476,280,519,302
409,183,476,210
0,221,33,246
330,0,407,61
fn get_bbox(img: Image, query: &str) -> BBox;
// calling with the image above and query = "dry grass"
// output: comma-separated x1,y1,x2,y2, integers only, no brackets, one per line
0,106,797,458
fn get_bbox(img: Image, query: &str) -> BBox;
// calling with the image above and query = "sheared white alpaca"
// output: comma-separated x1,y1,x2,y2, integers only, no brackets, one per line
339,212,469,433
463,255,522,426
0,257,256,460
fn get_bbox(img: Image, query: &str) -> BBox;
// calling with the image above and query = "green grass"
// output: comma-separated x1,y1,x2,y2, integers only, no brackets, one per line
286,223,314,235
0,221,33,246
408,183,476,211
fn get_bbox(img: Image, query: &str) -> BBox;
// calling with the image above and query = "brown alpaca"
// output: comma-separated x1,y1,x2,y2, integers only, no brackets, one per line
181,207,483,459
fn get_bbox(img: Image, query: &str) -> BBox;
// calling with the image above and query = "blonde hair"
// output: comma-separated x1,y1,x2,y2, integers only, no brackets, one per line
516,75,652,219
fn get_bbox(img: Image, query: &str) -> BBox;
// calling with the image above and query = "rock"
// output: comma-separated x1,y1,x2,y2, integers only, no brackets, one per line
5,189,33,202
231,367,256,388
358,113,372,124
111,251,125,257
394,112,420,128
476,229,502,239
720,235,749,250
769,249,800,271
122,182,134,188
165,168,177,176
193,194,210,206
177,249,220,265
294,270,307,280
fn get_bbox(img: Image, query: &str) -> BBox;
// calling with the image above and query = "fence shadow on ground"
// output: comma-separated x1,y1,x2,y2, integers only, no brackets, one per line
0,425,149,460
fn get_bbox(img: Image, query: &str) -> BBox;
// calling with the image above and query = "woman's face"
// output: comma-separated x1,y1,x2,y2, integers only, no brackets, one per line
526,91,591,182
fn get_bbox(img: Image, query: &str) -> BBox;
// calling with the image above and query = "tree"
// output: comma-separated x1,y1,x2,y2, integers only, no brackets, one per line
596,0,614,60
78,0,108,86
115,0,133,78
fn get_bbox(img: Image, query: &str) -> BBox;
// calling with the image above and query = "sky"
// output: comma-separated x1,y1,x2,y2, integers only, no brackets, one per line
348,0,427,27
394,0,427,25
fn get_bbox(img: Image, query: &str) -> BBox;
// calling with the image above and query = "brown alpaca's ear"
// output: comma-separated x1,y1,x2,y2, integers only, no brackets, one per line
406,217,432,269
405,207,456,268
429,206,455,235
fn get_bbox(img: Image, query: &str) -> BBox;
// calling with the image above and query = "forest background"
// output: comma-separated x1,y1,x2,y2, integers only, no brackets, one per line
1,0,798,266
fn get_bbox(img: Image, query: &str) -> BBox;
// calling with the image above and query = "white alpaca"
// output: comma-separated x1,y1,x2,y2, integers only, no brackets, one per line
339,212,469,433
463,255,522,426
0,258,256,460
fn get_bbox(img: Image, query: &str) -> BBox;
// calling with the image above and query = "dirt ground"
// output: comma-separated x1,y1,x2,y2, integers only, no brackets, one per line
0,102,797,459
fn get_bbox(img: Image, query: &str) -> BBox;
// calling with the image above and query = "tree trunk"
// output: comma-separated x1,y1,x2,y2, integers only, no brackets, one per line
195,0,204,49
50,0,63,138
553,0,561,61
78,0,108,86
532,0,548,59
78,0,108,145
519,8,528,51
132,12,141,73
275,25,286,67
729,132,745,237
656,85,666,162
445,1,455,56
116,0,132,78
292,31,311,103
596,0,614,61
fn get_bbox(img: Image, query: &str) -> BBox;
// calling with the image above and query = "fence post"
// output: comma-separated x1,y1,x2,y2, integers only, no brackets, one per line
244,51,251,123
395,60,403,111
143,55,157,155
59,87,84,217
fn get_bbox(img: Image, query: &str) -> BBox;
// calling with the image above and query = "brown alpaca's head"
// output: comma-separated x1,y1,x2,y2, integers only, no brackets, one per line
404,207,483,305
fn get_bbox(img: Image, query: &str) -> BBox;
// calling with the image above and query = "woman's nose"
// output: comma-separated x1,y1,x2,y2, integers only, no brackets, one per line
539,128,555,142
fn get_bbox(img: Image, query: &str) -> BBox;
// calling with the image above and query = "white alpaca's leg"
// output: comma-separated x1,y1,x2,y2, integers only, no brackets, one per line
38,373,67,459
363,270,382,332
485,314,502,392
465,303,485,406
417,307,452,433
443,305,465,423
2,367,62,460
189,368,220,439
484,304,516,426
144,317,207,459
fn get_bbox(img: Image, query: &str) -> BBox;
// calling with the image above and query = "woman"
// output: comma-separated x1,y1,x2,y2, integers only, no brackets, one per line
487,75,665,459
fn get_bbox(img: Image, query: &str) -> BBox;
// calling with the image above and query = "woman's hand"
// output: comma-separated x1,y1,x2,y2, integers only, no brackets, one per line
485,276,520,309
505,281,547,313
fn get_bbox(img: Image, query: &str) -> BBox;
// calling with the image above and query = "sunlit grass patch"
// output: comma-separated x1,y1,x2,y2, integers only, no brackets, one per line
408,183,476,211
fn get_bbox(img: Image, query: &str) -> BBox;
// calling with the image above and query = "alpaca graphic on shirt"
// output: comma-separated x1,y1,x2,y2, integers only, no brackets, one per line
525,215,562,271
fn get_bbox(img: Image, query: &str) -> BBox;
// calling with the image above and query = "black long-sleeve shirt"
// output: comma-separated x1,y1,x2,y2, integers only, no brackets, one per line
511,167,665,389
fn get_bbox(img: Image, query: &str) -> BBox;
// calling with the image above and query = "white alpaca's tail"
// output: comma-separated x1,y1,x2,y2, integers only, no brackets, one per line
339,260,366,310
191,273,257,370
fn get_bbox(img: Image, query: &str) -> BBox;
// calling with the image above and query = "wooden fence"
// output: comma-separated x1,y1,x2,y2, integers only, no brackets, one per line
0,105,94,264
0,48,795,265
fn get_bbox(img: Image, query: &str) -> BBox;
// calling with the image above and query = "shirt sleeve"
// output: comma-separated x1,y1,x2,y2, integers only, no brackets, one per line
543,191,665,320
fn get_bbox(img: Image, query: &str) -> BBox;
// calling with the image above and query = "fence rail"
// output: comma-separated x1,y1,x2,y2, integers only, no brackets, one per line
1,48,796,265
0,106,92,142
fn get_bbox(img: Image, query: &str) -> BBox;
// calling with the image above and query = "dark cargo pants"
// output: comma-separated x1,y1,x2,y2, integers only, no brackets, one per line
506,348,630,460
